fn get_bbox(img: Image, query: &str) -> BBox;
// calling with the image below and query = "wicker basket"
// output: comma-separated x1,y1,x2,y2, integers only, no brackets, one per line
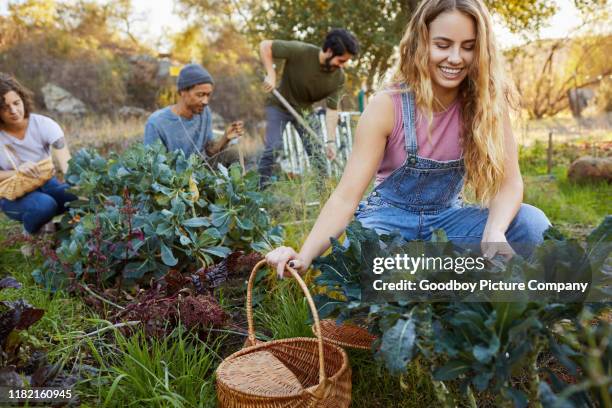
0,145,54,201
312,319,377,351
216,260,352,407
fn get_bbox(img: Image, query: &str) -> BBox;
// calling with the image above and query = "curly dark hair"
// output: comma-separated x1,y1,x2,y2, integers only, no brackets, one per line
0,73,34,124
322,29,360,57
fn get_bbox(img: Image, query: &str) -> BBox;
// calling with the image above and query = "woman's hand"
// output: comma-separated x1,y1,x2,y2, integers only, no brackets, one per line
265,246,309,279
481,229,515,261
17,161,41,178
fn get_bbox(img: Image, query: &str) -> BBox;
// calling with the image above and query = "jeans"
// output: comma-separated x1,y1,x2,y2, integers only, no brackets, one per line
0,177,77,233
258,105,326,187
356,197,551,255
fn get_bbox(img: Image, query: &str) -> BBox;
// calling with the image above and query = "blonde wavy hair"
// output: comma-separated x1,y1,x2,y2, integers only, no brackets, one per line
390,0,517,205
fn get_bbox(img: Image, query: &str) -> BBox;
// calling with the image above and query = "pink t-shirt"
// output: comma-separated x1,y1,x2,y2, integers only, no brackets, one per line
375,92,463,184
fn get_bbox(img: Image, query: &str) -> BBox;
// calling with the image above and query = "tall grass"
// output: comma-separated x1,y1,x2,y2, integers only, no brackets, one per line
263,169,341,251
254,279,313,339
350,352,440,408
61,115,145,153
84,325,222,408
520,141,610,234
512,112,612,146
524,169,609,227
0,218,92,359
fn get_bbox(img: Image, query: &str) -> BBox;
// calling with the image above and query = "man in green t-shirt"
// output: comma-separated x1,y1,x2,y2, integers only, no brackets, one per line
258,29,359,185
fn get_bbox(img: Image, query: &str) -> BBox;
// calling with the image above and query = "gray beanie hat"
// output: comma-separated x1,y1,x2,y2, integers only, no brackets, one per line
177,63,214,91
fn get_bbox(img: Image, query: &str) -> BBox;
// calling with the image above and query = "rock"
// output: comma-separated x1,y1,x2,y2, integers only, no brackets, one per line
568,88,595,118
41,83,87,115
0,366,24,387
567,156,612,183
117,106,149,119
157,59,172,79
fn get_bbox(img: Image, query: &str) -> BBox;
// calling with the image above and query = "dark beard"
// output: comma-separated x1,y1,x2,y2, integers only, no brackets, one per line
190,104,205,115
320,56,337,73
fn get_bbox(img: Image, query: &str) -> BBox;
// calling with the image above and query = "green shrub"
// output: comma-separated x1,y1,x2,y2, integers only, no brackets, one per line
311,218,611,407
33,142,283,289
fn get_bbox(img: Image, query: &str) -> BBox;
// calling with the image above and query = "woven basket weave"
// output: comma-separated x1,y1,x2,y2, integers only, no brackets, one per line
216,260,352,407
312,319,377,351
0,145,54,201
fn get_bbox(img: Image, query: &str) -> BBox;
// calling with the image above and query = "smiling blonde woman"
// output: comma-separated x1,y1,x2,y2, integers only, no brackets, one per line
265,0,551,278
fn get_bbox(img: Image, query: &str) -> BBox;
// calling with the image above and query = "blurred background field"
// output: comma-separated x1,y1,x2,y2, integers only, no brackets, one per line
1,0,611,151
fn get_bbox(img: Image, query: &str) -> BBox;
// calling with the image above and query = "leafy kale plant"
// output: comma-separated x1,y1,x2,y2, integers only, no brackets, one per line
33,141,283,289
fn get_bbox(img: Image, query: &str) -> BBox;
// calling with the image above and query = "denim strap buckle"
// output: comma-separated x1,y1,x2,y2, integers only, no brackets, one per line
399,89,418,158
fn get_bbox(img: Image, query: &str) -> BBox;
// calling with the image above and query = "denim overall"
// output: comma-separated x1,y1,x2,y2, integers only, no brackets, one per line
355,90,550,251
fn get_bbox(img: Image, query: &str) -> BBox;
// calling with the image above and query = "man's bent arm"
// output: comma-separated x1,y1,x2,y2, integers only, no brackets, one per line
205,134,229,156
260,40,275,78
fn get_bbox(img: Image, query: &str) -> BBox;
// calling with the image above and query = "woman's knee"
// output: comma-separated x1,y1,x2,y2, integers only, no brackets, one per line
39,194,59,216
508,204,551,243
23,194,58,233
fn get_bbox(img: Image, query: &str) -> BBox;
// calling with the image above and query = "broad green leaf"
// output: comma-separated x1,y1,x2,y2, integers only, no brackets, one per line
494,302,527,335
182,217,210,228
160,242,178,266
378,317,416,373
433,360,471,381
122,262,148,279
217,163,229,178
236,217,255,230
251,241,270,253
212,211,231,228
155,223,174,238
313,294,344,319
203,246,231,258
230,164,242,182
472,336,500,364
472,371,493,391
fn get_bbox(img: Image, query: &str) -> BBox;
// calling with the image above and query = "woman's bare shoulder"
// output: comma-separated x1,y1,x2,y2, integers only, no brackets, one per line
359,91,396,136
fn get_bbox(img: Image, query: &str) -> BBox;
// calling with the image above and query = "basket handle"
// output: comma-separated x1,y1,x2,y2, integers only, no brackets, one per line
246,259,328,387
1,144,20,171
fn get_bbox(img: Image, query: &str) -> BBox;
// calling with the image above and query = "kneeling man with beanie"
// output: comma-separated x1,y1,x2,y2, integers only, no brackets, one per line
144,63,244,158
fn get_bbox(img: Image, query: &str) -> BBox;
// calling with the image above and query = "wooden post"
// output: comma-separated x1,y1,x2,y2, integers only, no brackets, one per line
547,131,553,175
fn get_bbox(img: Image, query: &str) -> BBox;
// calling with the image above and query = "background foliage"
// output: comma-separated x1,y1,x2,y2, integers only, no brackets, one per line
1,0,609,119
